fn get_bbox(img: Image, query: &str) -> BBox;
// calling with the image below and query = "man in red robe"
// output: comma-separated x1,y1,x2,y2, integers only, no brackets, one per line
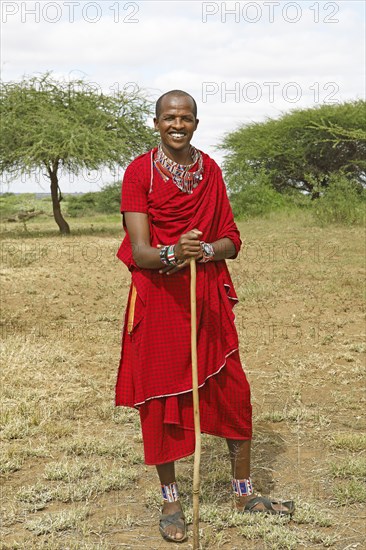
115,90,294,542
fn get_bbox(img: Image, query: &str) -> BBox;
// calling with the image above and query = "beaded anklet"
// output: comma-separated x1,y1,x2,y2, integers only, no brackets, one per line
231,477,254,497
161,482,180,503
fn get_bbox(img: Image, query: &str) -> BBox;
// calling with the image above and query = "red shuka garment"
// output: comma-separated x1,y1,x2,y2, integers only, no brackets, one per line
115,148,252,465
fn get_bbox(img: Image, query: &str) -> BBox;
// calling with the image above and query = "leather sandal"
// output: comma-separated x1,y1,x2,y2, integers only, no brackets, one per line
159,510,188,543
243,495,295,516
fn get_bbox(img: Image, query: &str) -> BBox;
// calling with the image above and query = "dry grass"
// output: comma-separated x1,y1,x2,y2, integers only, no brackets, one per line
24,506,90,535
1,213,365,549
329,433,366,452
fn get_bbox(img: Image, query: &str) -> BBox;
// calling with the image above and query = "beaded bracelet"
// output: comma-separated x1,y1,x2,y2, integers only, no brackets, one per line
167,245,178,266
160,245,178,266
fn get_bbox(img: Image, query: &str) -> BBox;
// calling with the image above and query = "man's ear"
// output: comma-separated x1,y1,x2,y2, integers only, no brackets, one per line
153,117,158,129
195,118,199,130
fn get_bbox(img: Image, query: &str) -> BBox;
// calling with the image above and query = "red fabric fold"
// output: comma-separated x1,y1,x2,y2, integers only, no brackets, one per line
164,396,180,425
115,148,244,408
139,350,252,465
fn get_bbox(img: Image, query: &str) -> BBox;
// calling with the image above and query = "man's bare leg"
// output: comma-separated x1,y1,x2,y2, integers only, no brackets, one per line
226,439,292,513
227,439,253,509
156,462,184,540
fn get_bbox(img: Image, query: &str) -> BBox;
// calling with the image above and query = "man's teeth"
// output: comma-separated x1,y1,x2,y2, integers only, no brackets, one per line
171,133,185,138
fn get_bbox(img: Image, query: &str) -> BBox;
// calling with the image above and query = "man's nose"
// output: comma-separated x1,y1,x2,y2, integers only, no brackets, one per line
172,118,184,129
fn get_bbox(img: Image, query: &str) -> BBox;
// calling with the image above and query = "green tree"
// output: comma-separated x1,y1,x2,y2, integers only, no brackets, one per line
220,100,366,199
0,73,155,233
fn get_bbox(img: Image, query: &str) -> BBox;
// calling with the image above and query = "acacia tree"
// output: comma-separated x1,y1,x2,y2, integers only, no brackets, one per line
0,73,155,233
220,100,366,199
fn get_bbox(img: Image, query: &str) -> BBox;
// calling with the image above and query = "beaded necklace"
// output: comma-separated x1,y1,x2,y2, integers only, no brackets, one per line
154,143,204,194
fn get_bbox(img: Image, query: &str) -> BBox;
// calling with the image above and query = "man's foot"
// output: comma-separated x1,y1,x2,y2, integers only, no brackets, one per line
235,494,295,516
159,500,187,542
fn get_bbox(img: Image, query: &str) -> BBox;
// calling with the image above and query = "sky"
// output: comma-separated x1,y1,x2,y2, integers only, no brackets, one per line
1,0,365,193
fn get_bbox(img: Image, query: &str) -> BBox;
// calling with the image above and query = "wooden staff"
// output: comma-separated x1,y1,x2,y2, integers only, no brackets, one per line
190,258,201,549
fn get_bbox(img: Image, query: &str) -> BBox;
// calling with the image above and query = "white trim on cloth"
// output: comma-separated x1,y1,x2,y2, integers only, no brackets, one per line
133,347,238,408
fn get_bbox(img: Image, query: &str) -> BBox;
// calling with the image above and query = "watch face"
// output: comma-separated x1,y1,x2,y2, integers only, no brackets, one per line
203,243,214,258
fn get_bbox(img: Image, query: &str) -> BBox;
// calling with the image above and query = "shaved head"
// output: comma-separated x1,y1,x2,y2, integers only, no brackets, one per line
155,90,197,120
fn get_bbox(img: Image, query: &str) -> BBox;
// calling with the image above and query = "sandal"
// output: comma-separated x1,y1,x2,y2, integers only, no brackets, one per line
243,495,295,516
159,510,188,543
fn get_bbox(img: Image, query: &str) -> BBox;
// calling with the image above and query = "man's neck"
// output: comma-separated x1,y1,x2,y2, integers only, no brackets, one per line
161,144,192,165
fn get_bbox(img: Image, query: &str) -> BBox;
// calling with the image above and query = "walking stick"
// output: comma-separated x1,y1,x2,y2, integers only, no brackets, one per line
190,257,201,549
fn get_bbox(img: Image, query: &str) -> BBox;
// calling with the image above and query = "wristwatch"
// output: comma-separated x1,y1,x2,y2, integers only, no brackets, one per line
200,241,215,263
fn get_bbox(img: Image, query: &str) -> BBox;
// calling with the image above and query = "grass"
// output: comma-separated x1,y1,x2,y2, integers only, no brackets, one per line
0,542,106,550
43,460,101,482
61,437,135,459
332,479,366,506
256,406,330,426
0,444,50,474
1,211,365,548
25,506,90,535
16,484,54,511
329,434,366,452
0,212,122,240
328,457,366,479
16,465,138,509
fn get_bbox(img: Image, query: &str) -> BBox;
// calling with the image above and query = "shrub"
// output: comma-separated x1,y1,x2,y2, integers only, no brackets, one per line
312,173,365,226
65,183,121,217
95,182,121,214
0,193,51,218
227,167,304,219
65,193,97,217
229,182,292,219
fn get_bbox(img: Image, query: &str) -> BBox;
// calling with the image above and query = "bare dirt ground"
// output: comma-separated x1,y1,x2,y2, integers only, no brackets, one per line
1,213,365,549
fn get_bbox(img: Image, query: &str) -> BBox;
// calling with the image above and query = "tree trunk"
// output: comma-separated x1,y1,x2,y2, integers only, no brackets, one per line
49,169,70,235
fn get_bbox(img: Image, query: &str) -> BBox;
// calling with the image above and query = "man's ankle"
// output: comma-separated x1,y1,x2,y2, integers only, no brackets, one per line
235,493,256,509
161,481,182,512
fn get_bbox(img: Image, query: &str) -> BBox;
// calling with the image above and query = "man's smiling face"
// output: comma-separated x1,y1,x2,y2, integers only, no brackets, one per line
154,94,199,162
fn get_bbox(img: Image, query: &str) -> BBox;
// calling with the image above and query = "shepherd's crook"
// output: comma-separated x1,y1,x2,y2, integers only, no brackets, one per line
190,258,201,549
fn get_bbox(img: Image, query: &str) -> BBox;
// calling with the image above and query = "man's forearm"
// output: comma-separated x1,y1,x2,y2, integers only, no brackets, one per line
212,238,236,261
132,237,236,269
132,243,163,269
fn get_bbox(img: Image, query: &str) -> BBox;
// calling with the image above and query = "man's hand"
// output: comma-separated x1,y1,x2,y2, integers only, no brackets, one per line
158,255,190,275
175,229,203,261
158,228,203,276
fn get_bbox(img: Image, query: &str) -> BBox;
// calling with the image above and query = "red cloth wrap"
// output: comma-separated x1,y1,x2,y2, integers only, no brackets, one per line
115,148,252,464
